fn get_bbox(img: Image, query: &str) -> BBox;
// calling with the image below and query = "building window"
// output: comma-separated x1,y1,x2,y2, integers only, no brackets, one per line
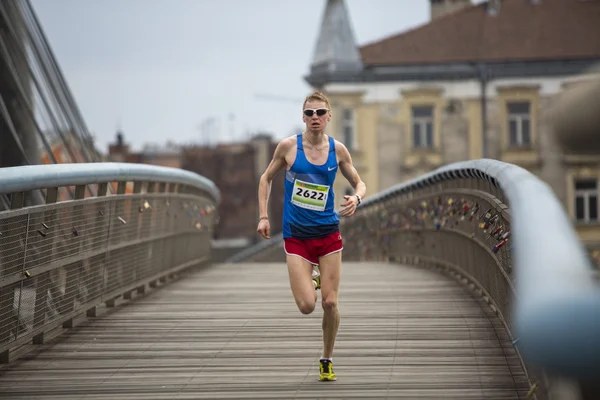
341,108,355,150
575,179,598,223
412,105,434,149
507,102,531,147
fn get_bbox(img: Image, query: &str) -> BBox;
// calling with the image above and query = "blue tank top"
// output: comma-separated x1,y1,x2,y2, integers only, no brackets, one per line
282,134,339,239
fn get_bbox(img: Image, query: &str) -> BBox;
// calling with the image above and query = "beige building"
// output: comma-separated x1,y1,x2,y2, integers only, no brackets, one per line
305,0,600,255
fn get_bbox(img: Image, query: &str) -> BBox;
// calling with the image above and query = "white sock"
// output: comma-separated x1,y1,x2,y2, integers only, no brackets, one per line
320,357,332,362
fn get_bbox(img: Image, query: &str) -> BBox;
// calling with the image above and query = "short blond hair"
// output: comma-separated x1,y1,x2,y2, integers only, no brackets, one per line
302,91,331,111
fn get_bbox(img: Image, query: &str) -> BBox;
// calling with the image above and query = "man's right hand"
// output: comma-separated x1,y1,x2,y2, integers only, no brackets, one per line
257,218,271,239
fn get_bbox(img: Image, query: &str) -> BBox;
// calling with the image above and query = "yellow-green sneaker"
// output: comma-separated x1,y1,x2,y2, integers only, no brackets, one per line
312,267,321,290
318,359,336,381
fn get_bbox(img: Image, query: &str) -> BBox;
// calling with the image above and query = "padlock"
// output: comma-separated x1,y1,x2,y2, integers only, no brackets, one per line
482,209,493,223
490,214,499,225
491,226,503,237
493,238,508,253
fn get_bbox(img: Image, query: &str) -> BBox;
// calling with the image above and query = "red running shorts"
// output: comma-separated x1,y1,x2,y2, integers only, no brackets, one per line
283,231,343,265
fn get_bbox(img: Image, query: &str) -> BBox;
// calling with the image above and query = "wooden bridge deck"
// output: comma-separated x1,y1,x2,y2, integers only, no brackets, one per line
0,262,530,399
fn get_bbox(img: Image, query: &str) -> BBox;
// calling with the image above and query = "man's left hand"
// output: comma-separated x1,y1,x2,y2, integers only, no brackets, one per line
339,195,359,217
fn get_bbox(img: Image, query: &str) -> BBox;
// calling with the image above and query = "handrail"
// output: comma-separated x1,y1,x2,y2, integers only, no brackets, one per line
232,158,600,380
0,162,221,203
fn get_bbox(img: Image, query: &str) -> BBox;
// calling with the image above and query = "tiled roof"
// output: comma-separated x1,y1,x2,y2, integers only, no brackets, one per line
359,0,600,66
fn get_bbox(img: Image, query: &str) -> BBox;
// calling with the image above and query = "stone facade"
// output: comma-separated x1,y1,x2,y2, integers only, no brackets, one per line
376,104,404,191
361,85,591,227
440,102,470,165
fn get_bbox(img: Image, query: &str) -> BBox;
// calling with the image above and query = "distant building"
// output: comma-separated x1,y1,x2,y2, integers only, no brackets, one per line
105,131,182,196
107,131,181,168
181,134,284,242
305,0,600,257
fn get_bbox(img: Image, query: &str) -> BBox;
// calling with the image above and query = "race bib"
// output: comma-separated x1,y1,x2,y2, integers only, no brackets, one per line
291,179,329,211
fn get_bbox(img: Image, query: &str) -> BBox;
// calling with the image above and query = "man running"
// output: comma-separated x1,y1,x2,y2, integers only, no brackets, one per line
256,90,366,381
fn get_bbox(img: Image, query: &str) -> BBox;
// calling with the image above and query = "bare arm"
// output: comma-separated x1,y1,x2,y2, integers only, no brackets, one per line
336,141,366,217
258,139,291,219
337,142,366,199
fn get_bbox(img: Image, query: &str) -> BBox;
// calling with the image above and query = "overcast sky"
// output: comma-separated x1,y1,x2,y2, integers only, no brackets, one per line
31,0,448,153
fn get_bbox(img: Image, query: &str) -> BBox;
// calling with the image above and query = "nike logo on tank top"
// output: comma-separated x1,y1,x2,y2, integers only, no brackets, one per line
282,134,340,239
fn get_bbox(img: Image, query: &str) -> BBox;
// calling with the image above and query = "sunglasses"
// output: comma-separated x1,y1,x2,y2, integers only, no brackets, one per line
303,108,329,117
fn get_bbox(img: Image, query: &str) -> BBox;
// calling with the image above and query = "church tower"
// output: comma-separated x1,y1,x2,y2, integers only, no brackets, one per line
305,0,363,88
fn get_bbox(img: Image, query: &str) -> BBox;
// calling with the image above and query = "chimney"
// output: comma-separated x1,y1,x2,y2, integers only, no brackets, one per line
116,130,124,146
430,0,472,20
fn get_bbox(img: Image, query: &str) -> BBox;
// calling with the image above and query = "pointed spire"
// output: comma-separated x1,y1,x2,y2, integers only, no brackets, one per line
309,0,363,80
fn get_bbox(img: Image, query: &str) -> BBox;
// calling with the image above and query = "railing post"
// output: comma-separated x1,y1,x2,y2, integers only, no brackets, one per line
122,181,143,301
31,187,58,345
105,181,127,308
61,185,86,328
0,191,29,363
87,182,109,318
156,182,168,284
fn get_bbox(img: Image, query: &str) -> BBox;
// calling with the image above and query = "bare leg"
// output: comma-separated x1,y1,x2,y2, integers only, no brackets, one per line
318,250,342,358
286,254,317,315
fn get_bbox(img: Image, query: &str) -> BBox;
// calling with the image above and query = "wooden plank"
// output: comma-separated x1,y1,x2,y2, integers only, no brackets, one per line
0,262,530,399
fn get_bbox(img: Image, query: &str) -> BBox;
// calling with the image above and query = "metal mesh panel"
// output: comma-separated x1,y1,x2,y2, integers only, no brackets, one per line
0,213,28,281
341,189,514,321
0,183,217,356
22,200,112,274
0,282,20,345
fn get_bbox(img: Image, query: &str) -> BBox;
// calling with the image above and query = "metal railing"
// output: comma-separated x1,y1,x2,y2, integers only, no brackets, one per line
232,158,600,399
0,162,220,363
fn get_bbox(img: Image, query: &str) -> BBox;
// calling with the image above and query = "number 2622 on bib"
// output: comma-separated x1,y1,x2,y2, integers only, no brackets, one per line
291,179,329,212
